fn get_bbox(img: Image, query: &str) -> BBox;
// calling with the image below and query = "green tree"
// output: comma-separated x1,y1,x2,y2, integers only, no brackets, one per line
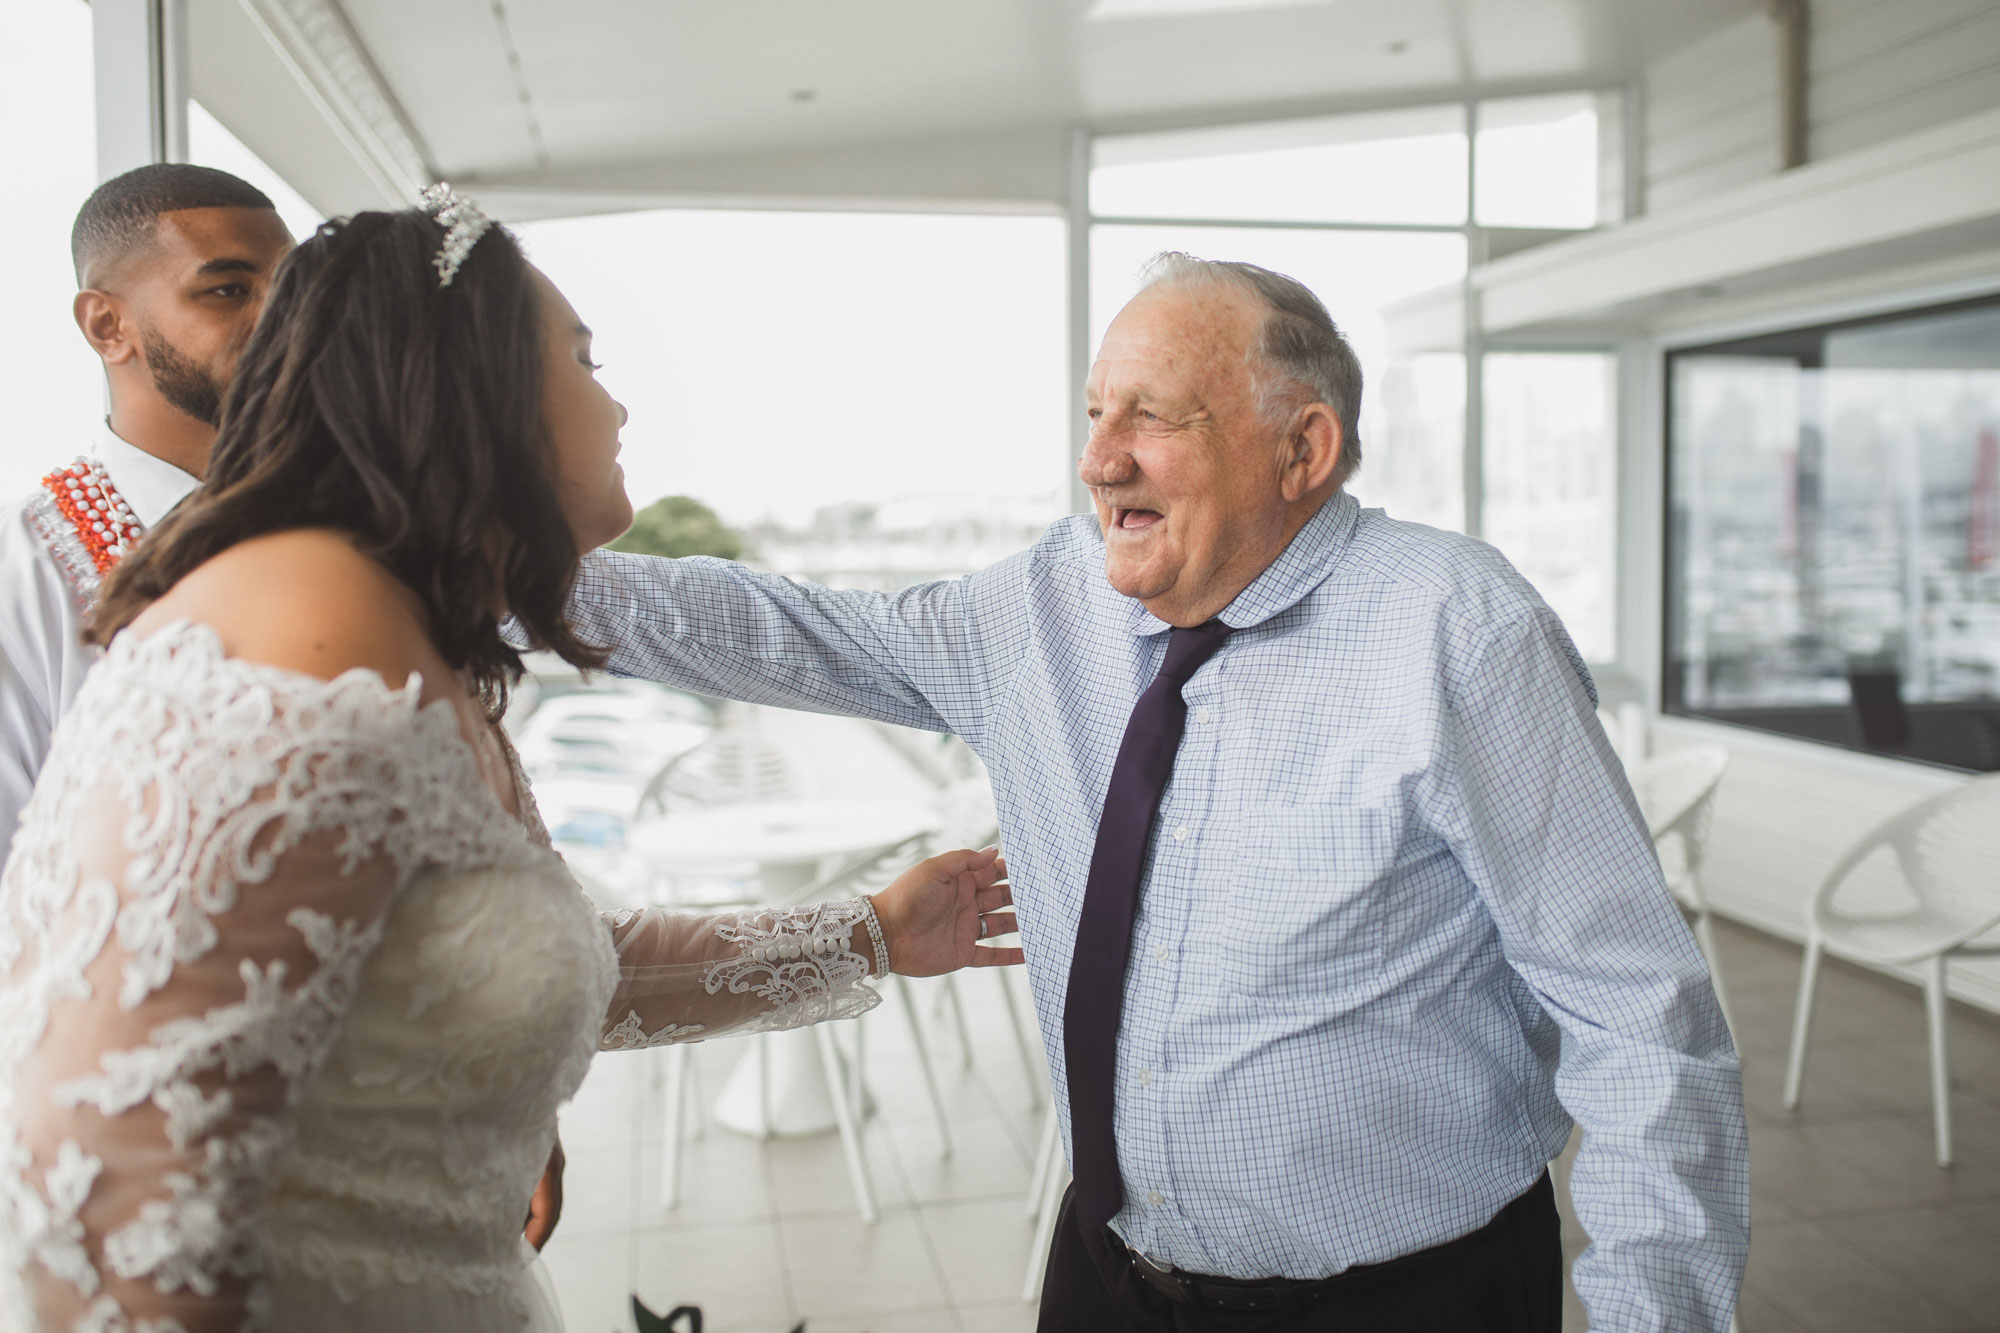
608,494,749,561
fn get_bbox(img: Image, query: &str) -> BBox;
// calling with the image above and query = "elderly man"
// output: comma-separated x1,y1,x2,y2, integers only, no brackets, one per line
566,253,1748,1331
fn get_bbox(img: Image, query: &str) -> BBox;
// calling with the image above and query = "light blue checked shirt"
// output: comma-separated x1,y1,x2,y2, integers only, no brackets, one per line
568,491,1749,1331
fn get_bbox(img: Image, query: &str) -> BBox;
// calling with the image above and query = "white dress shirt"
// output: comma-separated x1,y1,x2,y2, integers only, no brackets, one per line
0,425,197,856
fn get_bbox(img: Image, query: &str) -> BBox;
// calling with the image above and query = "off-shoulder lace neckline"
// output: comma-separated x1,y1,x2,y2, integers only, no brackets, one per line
109,617,537,841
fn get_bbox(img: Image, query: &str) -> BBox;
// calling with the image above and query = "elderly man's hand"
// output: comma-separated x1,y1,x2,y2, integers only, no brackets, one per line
870,846,1020,976
523,1135,565,1251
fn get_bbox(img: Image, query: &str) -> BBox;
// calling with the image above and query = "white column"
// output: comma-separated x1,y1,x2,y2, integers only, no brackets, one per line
1461,100,1484,541
1065,125,1093,516
93,0,188,182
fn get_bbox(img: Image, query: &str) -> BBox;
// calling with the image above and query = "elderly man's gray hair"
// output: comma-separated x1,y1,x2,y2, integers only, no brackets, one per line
1138,252,1363,484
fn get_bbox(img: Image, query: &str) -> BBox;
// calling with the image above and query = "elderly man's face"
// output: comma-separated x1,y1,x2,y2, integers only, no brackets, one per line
1081,283,1328,627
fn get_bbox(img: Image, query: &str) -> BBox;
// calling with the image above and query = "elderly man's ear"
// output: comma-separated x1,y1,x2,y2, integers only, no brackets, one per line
1278,403,1343,503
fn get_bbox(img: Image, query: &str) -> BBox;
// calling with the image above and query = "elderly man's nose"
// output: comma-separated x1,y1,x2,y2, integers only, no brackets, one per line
616,399,629,427
1078,433,1136,488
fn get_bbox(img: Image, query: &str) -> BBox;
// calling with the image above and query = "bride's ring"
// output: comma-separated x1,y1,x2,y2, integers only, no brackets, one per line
975,916,986,940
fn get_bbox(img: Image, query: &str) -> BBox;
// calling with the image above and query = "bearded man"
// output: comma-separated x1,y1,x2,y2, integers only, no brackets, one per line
0,164,292,851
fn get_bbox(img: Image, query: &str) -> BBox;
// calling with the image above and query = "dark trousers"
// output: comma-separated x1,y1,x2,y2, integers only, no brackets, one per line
1036,1175,1562,1333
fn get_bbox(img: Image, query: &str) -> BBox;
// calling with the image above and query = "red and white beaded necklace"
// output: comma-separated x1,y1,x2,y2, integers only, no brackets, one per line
40,458,145,574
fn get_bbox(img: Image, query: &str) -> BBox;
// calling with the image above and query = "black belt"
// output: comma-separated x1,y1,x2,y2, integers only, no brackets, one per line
1117,1172,1553,1313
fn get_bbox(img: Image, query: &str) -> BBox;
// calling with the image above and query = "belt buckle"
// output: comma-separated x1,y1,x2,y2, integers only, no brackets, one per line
1128,1247,1195,1304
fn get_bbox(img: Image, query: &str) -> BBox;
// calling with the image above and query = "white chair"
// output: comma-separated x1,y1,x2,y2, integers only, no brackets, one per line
1626,745,1735,1034
1781,774,2000,1167
930,776,1043,1103
632,709,812,907
658,830,934,1223
635,706,810,822
1597,700,1650,766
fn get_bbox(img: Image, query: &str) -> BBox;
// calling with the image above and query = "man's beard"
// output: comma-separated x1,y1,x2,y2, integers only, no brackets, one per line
140,329,225,429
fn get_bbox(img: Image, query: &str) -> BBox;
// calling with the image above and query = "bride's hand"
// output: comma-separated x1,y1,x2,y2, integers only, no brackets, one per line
869,846,1020,977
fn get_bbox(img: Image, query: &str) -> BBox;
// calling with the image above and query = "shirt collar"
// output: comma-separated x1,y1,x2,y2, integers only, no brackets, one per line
91,423,200,529
1120,490,1362,637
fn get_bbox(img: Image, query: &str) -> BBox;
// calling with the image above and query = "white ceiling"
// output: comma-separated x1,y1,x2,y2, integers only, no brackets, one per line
191,0,1766,217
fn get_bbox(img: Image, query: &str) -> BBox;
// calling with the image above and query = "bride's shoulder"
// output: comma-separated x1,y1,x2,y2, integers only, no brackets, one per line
129,528,433,689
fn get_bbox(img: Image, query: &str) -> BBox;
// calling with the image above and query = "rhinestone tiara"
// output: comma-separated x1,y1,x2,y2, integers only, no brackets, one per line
418,182,494,288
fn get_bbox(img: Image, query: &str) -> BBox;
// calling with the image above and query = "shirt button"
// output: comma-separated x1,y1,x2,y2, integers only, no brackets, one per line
1147,1190,1164,1207
1197,706,1215,724
1137,1067,1153,1086
1154,943,1170,962
1172,825,1189,842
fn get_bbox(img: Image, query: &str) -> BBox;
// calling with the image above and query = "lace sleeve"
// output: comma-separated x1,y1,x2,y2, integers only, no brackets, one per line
596,900,883,1050
0,625,491,1333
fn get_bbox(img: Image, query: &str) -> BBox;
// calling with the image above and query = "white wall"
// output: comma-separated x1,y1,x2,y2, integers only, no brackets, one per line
1642,13,1781,214
1642,0,2000,216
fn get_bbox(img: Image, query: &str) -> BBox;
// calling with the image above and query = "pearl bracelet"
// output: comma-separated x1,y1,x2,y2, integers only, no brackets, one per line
860,896,891,978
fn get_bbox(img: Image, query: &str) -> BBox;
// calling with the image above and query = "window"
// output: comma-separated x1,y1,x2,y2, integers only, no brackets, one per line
1368,351,1465,534
1091,104,1469,226
1482,351,1618,661
514,208,1068,589
1665,296,2000,770
0,0,98,498
1473,93,1601,230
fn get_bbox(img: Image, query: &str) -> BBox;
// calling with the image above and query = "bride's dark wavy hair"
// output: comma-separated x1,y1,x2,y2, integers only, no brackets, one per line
89,207,605,711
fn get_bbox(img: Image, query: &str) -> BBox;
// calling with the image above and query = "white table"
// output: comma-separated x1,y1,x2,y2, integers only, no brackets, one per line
628,798,941,1137
629,798,940,894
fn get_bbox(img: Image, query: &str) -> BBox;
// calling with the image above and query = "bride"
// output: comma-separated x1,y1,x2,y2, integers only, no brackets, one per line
0,193,1020,1332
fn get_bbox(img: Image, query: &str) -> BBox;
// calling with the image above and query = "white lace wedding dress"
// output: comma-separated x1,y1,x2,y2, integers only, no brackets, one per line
0,620,884,1332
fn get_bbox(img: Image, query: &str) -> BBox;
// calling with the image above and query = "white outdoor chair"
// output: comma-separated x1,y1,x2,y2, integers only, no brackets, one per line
1781,774,2000,1167
657,830,932,1224
1597,700,1650,765
634,707,811,822
1626,745,1735,1034
928,776,1044,1104
850,743,1046,1109
632,710,813,906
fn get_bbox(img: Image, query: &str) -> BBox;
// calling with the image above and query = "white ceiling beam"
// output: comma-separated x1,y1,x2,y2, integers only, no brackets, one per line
234,0,434,205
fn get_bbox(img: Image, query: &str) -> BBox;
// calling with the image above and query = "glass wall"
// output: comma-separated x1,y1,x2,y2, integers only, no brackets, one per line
1474,93,1601,230
0,0,99,499
1482,351,1618,662
1091,105,1468,226
515,209,1069,590
1666,296,2000,769
0,0,322,503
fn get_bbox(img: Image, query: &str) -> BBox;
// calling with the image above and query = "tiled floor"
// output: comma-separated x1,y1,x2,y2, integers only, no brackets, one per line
542,963,1050,1333
541,917,2000,1333
1697,919,2000,1333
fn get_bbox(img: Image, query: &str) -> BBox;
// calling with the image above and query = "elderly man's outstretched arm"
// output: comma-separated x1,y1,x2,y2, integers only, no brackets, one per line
563,548,1029,744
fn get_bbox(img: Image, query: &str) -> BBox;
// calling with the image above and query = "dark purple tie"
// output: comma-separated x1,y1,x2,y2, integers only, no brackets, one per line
1063,621,1231,1228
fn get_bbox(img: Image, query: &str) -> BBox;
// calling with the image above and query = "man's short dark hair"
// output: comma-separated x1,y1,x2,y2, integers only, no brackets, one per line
71,163,276,284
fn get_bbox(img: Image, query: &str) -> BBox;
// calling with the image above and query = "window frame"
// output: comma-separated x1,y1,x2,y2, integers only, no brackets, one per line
1659,290,2000,772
